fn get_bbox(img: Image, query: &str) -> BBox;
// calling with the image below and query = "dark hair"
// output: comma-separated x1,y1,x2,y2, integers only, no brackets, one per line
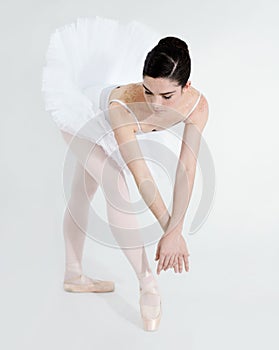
142,36,191,89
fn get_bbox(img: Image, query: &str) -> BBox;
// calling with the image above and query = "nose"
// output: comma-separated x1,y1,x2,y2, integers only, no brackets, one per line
150,96,162,108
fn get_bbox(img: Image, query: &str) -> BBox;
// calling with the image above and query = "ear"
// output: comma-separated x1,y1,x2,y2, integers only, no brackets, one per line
182,81,191,93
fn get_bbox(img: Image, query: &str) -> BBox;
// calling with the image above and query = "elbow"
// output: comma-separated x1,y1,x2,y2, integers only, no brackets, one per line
176,167,196,180
134,174,154,188
136,176,157,208
129,166,153,185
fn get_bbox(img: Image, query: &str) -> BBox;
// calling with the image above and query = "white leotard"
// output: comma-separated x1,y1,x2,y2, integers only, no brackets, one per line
109,91,202,134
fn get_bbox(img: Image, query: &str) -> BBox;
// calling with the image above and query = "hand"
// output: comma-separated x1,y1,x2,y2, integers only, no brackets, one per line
155,231,190,274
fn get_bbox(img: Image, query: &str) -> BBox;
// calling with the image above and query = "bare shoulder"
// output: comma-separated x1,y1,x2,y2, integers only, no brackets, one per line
109,82,144,104
185,89,209,132
108,85,141,134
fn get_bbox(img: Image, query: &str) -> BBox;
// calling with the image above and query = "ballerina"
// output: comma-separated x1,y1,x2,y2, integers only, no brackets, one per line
42,16,209,332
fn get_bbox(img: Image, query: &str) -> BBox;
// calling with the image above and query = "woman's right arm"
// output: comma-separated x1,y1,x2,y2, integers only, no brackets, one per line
109,103,171,232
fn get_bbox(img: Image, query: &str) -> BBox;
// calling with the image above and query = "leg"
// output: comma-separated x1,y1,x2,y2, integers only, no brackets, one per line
61,130,161,328
63,159,99,281
60,130,152,279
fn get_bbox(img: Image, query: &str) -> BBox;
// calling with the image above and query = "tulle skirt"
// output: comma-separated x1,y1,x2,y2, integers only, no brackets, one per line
41,15,181,183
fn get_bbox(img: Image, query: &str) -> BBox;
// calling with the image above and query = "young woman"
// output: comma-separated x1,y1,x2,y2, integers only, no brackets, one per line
42,16,209,332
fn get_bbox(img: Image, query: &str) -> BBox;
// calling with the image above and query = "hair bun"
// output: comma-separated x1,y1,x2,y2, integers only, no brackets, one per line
158,37,188,51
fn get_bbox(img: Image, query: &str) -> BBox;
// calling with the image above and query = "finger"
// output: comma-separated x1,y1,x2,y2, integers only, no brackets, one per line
173,256,179,273
155,247,161,261
172,256,178,271
155,251,159,261
172,255,178,268
178,256,183,273
157,255,166,275
183,254,189,272
168,255,176,269
163,255,171,270
155,245,160,261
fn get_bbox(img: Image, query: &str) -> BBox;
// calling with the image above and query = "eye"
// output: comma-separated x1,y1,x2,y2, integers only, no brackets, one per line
144,91,173,99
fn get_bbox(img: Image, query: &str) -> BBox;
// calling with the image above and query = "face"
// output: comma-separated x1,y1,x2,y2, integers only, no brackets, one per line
142,76,191,112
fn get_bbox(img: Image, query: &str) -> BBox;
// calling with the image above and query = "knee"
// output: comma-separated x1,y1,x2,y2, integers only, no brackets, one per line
70,177,98,202
102,169,130,203
116,173,130,202
85,182,99,201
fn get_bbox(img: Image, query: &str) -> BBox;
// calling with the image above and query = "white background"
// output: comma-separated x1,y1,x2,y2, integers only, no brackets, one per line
0,0,278,349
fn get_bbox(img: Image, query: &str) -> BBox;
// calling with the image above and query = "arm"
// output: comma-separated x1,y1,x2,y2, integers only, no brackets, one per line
164,95,209,236
109,102,171,232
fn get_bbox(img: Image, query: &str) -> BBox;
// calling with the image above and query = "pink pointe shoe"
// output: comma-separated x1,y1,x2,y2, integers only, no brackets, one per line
139,271,162,331
63,274,115,293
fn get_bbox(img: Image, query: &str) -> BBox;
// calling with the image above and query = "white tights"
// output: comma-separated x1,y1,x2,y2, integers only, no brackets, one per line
60,130,153,287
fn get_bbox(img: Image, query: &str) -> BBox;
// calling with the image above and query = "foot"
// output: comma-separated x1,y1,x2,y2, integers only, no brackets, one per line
138,270,162,331
63,274,115,293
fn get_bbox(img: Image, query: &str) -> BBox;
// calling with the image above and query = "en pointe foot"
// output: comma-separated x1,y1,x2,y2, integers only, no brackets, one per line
63,274,115,293
138,271,162,331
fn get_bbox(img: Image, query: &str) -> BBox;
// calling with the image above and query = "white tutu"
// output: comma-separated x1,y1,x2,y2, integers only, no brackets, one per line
41,15,182,182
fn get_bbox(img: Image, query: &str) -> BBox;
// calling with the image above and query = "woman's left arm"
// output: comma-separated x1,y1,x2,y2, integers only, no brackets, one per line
166,95,209,235
156,95,209,273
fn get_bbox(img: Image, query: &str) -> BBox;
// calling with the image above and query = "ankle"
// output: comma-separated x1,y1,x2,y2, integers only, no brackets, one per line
64,262,83,281
64,269,82,282
64,273,81,282
137,271,159,292
137,268,152,279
